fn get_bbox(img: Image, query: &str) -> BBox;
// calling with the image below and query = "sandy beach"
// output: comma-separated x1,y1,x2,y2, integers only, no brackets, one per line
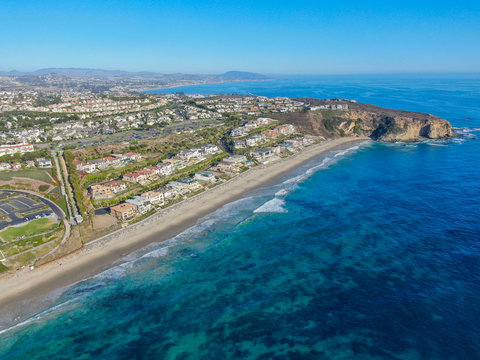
0,137,368,322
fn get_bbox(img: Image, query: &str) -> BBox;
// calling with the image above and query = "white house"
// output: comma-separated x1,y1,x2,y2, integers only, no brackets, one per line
200,144,221,155
142,191,165,205
126,196,152,214
244,122,258,129
157,186,178,199
76,161,96,173
230,127,249,137
194,171,216,183
36,158,52,168
156,162,176,176
250,148,276,162
246,134,265,147
0,162,12,171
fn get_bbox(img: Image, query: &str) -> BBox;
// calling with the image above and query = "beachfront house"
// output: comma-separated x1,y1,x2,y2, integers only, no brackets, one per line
224,155,248,164
301,137,315,146
213,155,248,173
176,177,203,192
167,180,189,192
126,196,152,214
284,138,303,148
157,186,178,200
250,148,277,163
194,171,216,183
166,180,192,196
110,202,137,221
142,191,165,205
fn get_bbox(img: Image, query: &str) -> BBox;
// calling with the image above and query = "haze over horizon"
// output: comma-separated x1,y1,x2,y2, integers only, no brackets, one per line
2,67,480,78
1,0,479,74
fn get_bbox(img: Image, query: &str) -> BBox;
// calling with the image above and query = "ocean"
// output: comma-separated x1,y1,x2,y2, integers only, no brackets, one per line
1,76,479,359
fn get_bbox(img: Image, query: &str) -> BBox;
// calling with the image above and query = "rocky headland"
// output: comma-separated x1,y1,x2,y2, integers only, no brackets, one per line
271,99,453,142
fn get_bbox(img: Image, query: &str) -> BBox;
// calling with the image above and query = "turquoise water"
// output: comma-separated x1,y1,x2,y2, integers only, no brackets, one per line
1,77,480,359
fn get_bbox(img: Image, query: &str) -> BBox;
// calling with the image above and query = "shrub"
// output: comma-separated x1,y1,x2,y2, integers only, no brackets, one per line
39,185,49,192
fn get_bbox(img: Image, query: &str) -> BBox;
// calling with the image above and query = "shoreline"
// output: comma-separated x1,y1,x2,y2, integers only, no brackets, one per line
140,78,277,93
0,137,369,326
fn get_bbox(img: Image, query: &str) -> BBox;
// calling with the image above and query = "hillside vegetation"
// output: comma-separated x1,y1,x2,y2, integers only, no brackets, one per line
270,99,452,142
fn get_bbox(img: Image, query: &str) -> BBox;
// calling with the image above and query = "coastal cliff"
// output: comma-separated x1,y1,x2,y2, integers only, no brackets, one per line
271,99,453,142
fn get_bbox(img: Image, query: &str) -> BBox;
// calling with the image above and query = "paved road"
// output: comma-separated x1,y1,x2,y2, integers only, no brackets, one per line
36,119,223,150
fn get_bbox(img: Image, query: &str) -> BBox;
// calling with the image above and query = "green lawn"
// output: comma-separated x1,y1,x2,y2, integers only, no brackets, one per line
0,262,8,273
55,196,68,215
49,186,62,195
0,218,58,242
44,194,68,215
0,169,54,183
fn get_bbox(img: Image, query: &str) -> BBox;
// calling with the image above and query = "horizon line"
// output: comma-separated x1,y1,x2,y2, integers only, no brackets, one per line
1,68,480,78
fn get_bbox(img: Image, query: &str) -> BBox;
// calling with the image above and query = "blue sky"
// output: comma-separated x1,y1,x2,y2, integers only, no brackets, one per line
1,0,479,74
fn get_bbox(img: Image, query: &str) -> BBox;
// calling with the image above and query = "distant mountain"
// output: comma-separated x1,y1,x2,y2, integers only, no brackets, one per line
219,71,269,80
0,68,269,81
0,70,26,76
32,68,133,78
0,68,272,93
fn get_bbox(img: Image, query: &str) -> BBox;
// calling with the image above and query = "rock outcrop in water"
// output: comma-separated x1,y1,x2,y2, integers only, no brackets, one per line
270,99,453,142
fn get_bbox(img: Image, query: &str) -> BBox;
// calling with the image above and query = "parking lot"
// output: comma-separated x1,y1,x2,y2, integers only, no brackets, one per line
0,191,57,231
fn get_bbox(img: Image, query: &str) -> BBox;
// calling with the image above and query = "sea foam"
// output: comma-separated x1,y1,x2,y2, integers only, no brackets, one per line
253,198,287,213
0,141,369,335
427,142,448,147
275,189,289,196
281,142,369,189
140,245,169,259
334,146,359,157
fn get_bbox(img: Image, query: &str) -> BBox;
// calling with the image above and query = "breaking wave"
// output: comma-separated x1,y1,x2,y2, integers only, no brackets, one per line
275,142,369,198
0,142,369,334
275,189,289,196
253,198,287,213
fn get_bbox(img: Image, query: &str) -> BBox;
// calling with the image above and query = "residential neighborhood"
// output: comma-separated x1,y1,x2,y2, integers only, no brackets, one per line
0,88,340,271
